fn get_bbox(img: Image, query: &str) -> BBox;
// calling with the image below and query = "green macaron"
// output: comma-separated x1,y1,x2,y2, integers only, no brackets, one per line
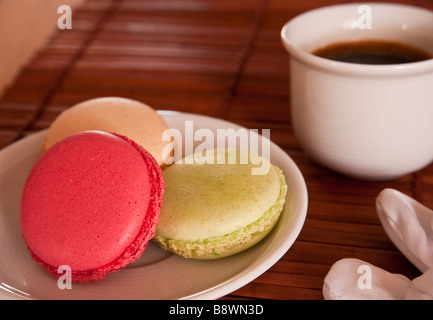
154,148,287,259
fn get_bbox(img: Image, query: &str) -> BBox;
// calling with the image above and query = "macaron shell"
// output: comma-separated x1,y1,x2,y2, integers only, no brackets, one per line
154,165,287,259
21,131,164,282
42,97,170,167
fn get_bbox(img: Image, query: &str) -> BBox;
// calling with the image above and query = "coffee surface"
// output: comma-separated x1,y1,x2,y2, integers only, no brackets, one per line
312,39,432,65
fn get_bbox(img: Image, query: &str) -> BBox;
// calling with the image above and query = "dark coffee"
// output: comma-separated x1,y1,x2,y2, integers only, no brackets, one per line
312,39,432,65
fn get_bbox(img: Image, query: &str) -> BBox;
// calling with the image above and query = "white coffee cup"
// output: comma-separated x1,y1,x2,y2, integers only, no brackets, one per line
281,3,433,180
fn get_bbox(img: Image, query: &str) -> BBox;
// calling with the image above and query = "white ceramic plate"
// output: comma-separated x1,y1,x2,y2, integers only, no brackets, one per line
0,111,308,300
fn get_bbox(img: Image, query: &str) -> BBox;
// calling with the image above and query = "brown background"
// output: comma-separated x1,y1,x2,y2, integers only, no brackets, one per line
1,0,433,299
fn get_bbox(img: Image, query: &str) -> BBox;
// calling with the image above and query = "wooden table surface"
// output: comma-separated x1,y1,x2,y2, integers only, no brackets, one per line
1,0,433,300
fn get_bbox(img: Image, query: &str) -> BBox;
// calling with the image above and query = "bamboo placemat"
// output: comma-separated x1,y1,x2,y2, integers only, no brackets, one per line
1,0,433,300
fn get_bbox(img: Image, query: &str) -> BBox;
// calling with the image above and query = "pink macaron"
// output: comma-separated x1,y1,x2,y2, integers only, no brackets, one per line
20,131,164,282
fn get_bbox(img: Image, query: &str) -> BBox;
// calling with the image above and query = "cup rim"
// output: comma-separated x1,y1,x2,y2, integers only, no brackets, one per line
281,2,433,76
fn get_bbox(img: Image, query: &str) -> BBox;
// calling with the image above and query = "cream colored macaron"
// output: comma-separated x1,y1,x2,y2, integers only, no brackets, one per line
43,97,170,167
154,148,288,259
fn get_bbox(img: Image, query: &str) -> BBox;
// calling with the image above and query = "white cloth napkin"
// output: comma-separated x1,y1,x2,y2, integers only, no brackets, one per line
323,258,433,300
377,188,433,273
323,188,433,300
323,258,411,300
